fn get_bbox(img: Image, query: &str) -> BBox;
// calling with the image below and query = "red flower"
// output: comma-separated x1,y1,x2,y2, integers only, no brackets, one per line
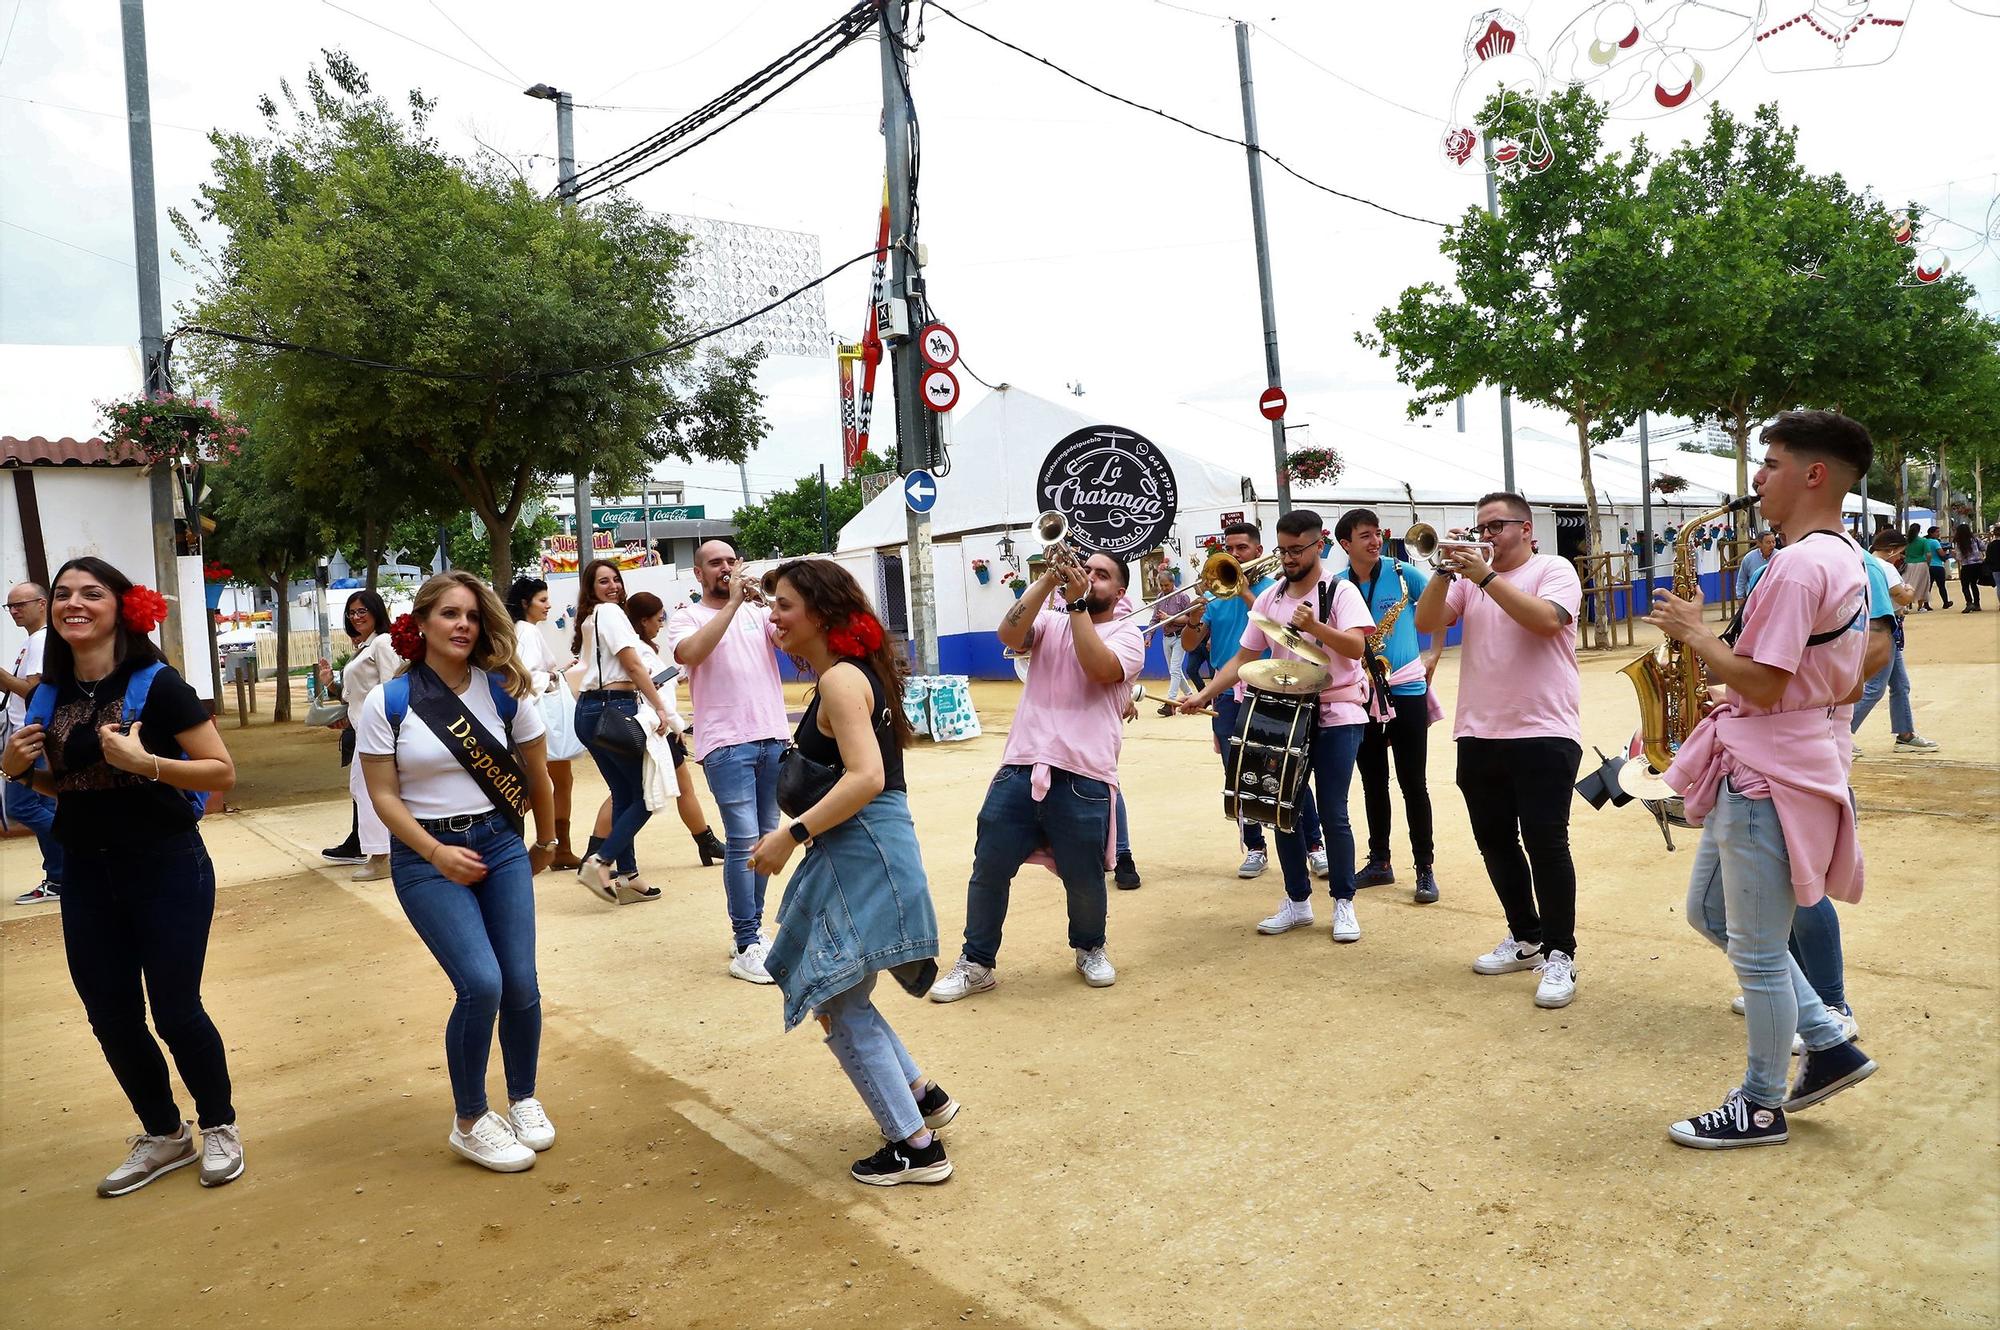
121,585,169,634
826,610,885,658
389,613,427,661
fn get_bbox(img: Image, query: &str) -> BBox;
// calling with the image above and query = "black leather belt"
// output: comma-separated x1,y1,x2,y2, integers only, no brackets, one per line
417,811,501,833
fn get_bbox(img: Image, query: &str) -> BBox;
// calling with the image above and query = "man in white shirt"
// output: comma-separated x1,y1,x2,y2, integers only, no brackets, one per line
669,539,792,984
1,582,60,903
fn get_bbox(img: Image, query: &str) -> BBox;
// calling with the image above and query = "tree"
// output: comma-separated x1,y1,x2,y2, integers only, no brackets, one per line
381,504,562,585
1363,88,1665,647
175,54,769,589
205,432,335,722
729,452,897,559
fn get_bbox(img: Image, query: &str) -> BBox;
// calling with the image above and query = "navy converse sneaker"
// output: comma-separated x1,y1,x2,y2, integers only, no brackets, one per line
1784,1039,1878,1112
1668,1089,1787,1150
850,1136,952,1186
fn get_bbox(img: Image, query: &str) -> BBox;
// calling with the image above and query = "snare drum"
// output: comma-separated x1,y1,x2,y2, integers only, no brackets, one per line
1224,687,1318,832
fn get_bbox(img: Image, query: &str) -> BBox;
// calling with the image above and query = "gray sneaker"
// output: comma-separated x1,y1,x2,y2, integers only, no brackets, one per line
1074,946,1117,988
929,956,996,1003
1893,733,1938,752
200,1123,245,1188
1236,849,1269,879
98,1125,197,1197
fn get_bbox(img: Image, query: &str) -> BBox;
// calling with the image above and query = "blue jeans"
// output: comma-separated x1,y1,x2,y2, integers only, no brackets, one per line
704,738,784,949
1789,897,1847,1013
1210,692,1321,854
2,780,62,884
574,693,652,876
1275,723,1363,902
817,970,924,1142
1849,644,1913,736
1115,790,1130,859
390,814,541,1120
1685,781,1849,1107
962,765,1111,968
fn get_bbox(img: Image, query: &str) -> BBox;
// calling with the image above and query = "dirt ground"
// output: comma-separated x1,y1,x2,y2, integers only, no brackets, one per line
3,610,1995,1329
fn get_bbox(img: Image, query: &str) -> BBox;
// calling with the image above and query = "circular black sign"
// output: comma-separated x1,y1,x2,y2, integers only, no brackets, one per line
1035,425,1179,560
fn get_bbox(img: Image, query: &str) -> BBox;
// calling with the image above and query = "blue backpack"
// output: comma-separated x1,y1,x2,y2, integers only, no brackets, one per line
23,662,209,817
379,672,519,758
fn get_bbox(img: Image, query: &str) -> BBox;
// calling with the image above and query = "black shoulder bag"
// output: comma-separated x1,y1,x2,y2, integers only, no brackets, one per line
584,609,651,758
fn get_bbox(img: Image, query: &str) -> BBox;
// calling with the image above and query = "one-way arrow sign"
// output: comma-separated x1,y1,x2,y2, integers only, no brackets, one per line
904,468,939,513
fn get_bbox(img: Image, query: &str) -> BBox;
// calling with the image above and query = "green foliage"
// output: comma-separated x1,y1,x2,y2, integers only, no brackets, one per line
379,505,562,586
728,452,896,559
175,55,769,589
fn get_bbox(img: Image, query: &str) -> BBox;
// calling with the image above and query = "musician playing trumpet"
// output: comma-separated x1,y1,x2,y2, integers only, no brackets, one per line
1181,510,1374,944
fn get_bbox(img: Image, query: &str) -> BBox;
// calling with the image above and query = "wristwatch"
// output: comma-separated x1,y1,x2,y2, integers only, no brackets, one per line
788,822,812,844
1478,571,1500,589
1064,595,1091,614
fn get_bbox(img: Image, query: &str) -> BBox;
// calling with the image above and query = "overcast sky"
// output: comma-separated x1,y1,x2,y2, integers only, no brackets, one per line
3,0,1995,513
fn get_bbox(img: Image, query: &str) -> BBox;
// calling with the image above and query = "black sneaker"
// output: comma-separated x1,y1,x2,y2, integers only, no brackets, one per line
1413,867,1439,904
914,1082,960,1131
319,842,367,866
1354,859,1395,888
1667,1089,1787,1149
1114,854,1142,890
850,1136,952,1186
1784,1038,1878,1112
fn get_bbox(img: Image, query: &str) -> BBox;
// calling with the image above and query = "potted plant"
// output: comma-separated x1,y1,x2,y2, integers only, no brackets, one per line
1008,575,1028,599
1279,444,1344,488
202,560,234,611
971,558,991,584
1651,473,1690,496
99,391,245,556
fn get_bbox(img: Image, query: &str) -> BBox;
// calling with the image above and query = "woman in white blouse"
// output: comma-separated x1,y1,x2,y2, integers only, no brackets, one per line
315,590,400,881
569,559,672,903
506,578,586,871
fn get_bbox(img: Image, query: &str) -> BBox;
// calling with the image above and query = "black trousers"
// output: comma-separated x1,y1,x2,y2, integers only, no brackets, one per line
1959,563,1984,608
1357,690,1435,868
60,830,235,1136
1455,737,1582,958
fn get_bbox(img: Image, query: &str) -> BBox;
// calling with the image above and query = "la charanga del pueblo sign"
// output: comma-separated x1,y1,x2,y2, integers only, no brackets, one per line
557,504,707,533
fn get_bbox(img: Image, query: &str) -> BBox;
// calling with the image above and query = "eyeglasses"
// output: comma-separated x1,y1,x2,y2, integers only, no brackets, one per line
4,597,44,611
1470,519,1527,537
1273,541,1321,558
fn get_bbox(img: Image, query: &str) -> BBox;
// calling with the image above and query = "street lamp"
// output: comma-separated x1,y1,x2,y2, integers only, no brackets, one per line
525,81,588,552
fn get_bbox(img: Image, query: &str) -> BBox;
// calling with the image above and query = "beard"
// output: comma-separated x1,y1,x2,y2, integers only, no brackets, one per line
1283,561,1317,586
1086,589,1117,615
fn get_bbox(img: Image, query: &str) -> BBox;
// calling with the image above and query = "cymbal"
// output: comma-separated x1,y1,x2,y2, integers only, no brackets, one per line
1241,657,1330,696
1249,611,1331,666
1617,761,1675,802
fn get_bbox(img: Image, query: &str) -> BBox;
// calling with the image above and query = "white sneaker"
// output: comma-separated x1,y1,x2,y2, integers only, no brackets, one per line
1472,934,1542,975
929,956,997,1003
1330,898,1361,943
728,941,775,985
351,855,389,882
1256,899,1314,935
1850,742,1863,759
1731,992,1747,1015
506,1097,556,1151
449,1111,535,1173
1237,850,1269,879
1533,951,1577,1008
1307,847,1331,879
199,1123,245,1188
1074,946,1116,987
1894,733,1938,752
1832,1007,1860,1042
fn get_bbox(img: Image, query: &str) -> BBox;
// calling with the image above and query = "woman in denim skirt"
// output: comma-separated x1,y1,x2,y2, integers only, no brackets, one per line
749,559,961,1186
358,572,558,1173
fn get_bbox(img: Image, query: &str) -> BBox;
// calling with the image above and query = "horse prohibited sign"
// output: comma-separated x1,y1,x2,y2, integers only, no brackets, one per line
920,366,960,413
1035,425,1180,561
917,322,959,369
1258,386,1288,421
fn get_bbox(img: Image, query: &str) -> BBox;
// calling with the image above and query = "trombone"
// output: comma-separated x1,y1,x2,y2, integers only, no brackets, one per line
1403,522,1493,571
1118,547,1283,629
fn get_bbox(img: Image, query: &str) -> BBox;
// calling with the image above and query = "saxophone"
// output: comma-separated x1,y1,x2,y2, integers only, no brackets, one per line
1619,494,1759,787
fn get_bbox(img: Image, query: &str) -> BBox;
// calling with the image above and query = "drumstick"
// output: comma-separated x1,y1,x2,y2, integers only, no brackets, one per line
1137,689,1215,717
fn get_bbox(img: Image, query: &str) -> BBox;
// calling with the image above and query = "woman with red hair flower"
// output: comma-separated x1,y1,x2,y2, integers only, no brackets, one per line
0,557,244,1197
748,559,958,1187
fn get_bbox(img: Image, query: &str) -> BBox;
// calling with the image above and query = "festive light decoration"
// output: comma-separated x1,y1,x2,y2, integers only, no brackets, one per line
1441,10,1557,178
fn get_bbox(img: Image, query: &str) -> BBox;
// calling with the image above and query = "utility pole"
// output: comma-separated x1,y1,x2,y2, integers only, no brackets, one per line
1637,411,1654,599
527,82,590,557
1456,396,1466,433
121,0,186,678
879,0,939,673
1481,136,1516,494
1234,22,1290,516
819,463,832,553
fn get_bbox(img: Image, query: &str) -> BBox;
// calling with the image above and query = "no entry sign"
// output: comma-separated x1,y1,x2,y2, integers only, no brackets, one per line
1258,386,1287,421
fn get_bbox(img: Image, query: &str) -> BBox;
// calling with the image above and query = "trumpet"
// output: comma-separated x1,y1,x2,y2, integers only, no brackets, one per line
1119,547,1284,627
1404,522,1493,571
1034,509,1086,581
735,570,773,606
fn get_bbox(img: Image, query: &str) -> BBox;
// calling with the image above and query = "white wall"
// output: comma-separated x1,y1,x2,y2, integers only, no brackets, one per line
0,467,155,672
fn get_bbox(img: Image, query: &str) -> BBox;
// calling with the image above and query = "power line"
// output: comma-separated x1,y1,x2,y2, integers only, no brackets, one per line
318,0,520,89
926,2,1447,229
0,91,209,134
1252,25,1443,125
0,218,202,290
423,0,526,85
0,1,23,79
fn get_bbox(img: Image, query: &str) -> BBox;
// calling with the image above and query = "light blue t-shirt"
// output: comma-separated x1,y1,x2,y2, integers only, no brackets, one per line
1334,556,1431,695
1205,574,1276,665
1863,553,1895,620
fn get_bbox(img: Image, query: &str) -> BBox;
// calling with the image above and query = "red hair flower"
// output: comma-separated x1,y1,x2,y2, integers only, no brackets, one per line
389,613,427,661
121,585,169,634
826,610,885,658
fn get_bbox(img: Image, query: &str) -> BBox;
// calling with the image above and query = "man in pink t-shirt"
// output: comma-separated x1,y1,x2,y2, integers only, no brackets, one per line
1645,410,1879,1150
930,550,1144,1002
1413,491,1584,1010
669,539,792,983
1183,509,1374,944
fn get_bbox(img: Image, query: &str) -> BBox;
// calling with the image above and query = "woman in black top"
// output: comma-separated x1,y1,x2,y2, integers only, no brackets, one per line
748,559,956,1187
0,558,242,1197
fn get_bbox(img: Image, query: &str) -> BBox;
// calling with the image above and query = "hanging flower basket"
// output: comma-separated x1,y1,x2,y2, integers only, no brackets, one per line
1651,473,1690,496
972,558,991,584
98,392,246,469
1008,576,1028,598
1279,445,1343,489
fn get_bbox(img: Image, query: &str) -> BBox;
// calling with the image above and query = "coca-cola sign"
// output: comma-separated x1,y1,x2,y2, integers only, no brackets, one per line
1036,426,1179,560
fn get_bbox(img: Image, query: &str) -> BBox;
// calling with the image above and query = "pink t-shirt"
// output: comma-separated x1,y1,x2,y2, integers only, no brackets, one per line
999,610,1145,784
1240,573,1374,727
667,600,790,761
1722,532,1869,796
1443,553,1583,743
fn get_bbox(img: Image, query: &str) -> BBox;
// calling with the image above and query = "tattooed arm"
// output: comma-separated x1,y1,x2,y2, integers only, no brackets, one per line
998,570,1058,651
